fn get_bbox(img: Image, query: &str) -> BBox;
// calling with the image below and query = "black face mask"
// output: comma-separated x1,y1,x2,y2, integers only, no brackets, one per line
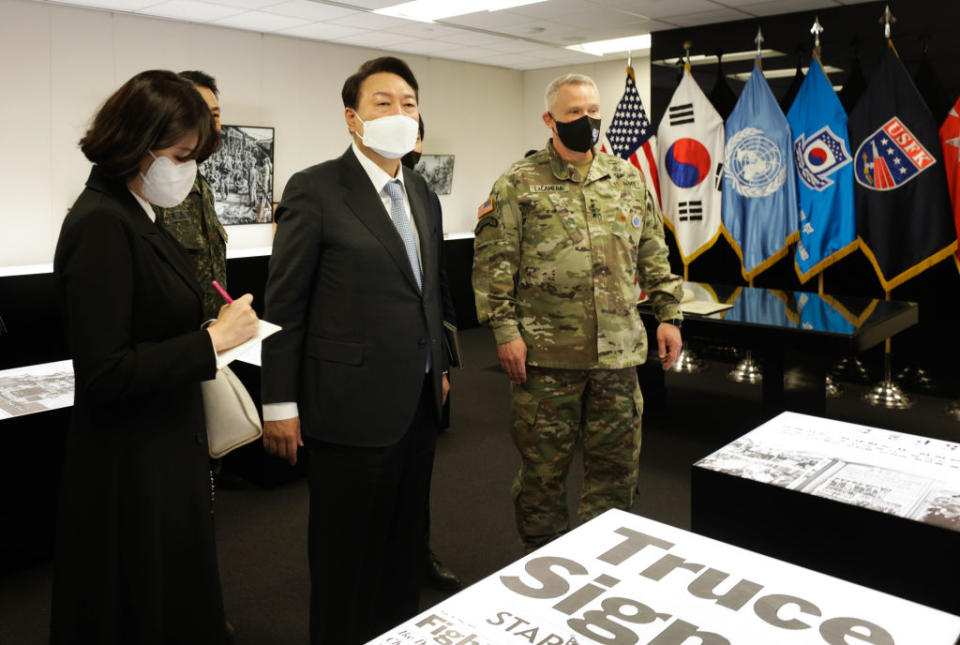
552,114,601,153
401,150,422,170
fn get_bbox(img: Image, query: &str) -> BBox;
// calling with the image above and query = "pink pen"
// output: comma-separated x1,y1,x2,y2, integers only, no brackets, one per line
211,280,233,304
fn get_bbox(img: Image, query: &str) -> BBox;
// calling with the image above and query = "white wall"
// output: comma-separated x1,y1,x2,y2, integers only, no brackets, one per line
521,58,652,157
0,0,525,267
0,0,651,268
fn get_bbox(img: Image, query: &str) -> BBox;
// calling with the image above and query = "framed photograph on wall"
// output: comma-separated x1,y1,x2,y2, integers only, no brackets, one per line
204,125,275,224
414,154,455,195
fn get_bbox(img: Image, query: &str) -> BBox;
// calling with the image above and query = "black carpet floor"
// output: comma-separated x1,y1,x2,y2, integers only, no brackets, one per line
2,327,958,644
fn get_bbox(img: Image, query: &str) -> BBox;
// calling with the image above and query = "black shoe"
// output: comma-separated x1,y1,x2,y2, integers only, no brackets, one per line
424,550,463,592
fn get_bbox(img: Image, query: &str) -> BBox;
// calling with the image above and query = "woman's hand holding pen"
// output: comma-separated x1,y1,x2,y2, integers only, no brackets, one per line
207,293,259,352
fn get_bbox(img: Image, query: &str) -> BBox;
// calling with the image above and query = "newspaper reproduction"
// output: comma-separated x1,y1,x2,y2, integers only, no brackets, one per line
697,411,960,531
368,509,960,645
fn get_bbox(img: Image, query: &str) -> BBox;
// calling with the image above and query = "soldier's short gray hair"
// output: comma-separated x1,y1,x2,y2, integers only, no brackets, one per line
544,73,599,112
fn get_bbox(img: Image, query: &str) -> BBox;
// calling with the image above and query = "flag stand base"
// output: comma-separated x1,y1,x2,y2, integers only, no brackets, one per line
864,380,913,409
728,351,762,384
946,401,960,423
825,375,842,398
831,354,871,383
671,345,706,374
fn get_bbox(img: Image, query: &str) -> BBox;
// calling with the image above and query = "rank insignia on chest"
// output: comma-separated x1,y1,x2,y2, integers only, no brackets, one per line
478,198,494,218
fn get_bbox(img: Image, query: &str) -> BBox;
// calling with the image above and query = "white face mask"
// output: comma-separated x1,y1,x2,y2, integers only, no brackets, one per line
353,113,418,159
140,151,197,208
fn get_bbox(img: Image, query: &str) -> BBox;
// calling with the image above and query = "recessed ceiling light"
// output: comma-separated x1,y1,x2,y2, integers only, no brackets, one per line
727,65,844,81
374,0,547,23
566,34,650,57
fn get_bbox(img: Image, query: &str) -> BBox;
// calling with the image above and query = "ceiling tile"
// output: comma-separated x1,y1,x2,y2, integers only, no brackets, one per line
138,0,246,21
261,1,357,21
609,0,731,20
657,7,754,27
213,9,310,30
331,29,418,47
497,0,595,20
330,0,401,8
383,21,470,40
441,10,542,31
429,46,500,61
474,52,552,68
387,38,462,55
327,11,412,30
738,0,837,16
43,0,160,9
201,0,281,9
279,21,366,40
435,31,512,47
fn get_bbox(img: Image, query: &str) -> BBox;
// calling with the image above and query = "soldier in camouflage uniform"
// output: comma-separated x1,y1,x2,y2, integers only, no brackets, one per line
155,71,228,320
472,73,684,551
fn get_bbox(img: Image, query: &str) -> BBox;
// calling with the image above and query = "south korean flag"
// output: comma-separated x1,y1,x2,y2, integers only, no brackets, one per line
657,70,725,265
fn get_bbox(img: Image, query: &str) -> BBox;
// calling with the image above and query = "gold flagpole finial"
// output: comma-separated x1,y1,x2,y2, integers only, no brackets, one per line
683,40,692,74
810,16,823,56
754,26,764,69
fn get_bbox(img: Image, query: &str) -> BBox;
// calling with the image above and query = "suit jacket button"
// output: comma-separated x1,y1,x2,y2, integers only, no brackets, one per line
418,337,427,347
195,431,205,445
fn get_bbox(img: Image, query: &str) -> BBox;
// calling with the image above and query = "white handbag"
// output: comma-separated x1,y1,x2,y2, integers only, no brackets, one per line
201,365,263,459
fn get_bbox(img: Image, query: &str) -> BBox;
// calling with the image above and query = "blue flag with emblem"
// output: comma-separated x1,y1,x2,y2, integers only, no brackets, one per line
722,63,799,281
786,55,857,283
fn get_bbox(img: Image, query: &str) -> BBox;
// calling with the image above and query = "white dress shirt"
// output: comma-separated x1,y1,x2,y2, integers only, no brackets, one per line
262,144,424,422
130,190,156,222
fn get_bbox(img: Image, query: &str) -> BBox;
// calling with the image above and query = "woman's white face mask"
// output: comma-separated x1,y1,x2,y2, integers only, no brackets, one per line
353,112,418,160
140,151,197,208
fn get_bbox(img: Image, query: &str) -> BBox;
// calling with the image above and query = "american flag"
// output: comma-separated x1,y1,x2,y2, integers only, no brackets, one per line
604,67,661,209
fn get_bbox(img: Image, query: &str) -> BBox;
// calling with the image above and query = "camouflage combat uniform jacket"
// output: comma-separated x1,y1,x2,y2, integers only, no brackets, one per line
155,173,228,320
472,140,683,370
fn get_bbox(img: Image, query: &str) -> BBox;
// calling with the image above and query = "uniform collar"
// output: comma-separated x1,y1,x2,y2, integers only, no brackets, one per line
546,139,607,185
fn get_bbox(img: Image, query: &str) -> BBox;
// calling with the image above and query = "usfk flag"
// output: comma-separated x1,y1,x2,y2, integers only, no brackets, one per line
849,45,956,290
604,66,661,208
786,55,857,282
658,70,724,265
722,63,799,281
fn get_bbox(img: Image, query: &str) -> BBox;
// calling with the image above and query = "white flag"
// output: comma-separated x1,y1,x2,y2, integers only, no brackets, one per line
658,71,725,265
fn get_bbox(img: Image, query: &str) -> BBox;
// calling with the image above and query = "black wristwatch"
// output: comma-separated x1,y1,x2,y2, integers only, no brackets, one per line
663,318,683,329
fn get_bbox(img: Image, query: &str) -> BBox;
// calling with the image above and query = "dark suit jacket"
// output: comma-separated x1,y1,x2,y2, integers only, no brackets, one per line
262,147,449,447
51,166,224,644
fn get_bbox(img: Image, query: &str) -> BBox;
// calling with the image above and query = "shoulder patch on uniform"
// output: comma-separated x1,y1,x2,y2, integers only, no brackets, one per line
475,217,499,235
478,198,494,219
530,185,567,192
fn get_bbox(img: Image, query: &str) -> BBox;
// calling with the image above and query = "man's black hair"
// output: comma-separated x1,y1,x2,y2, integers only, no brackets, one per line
179,70,219,96
341,57,418,109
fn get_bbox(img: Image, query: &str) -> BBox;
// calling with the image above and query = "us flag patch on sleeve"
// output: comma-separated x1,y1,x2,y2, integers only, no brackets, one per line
478,198,494,218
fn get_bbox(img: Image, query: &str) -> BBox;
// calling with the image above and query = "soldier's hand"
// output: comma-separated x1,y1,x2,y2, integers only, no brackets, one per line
657,323,683,371
497,338,527,384
263,416,303,466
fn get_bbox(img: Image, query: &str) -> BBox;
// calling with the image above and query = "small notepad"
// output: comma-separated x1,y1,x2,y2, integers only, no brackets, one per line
217,320,281,369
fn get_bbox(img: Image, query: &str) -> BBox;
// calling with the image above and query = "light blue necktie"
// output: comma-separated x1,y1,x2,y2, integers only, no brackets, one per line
384,180,422,290
384,180,430,372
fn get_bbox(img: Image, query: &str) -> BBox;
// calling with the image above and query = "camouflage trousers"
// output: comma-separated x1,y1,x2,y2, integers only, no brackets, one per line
510,365,643,551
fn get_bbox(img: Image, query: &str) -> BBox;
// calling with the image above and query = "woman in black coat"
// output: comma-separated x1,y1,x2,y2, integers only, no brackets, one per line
51,70,259,644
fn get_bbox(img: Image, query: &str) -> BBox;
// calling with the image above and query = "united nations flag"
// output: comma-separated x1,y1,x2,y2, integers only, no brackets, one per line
849,45,956,290
721,63,800,281
786,55,857,283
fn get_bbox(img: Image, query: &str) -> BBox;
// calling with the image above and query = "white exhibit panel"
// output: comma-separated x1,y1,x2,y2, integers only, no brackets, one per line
0,360,75,420
369,508,960,645
697,411,960,531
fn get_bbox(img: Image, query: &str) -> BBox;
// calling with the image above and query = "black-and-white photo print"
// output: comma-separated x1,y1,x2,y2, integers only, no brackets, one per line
414,154,455,195
205,125,274,224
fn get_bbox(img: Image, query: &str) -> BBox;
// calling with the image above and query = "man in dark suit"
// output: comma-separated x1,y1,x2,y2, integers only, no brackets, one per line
260,57,451,645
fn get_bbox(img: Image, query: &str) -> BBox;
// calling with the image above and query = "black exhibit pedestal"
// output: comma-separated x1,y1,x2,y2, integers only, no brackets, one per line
692,413,960,616
0,408,69,572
